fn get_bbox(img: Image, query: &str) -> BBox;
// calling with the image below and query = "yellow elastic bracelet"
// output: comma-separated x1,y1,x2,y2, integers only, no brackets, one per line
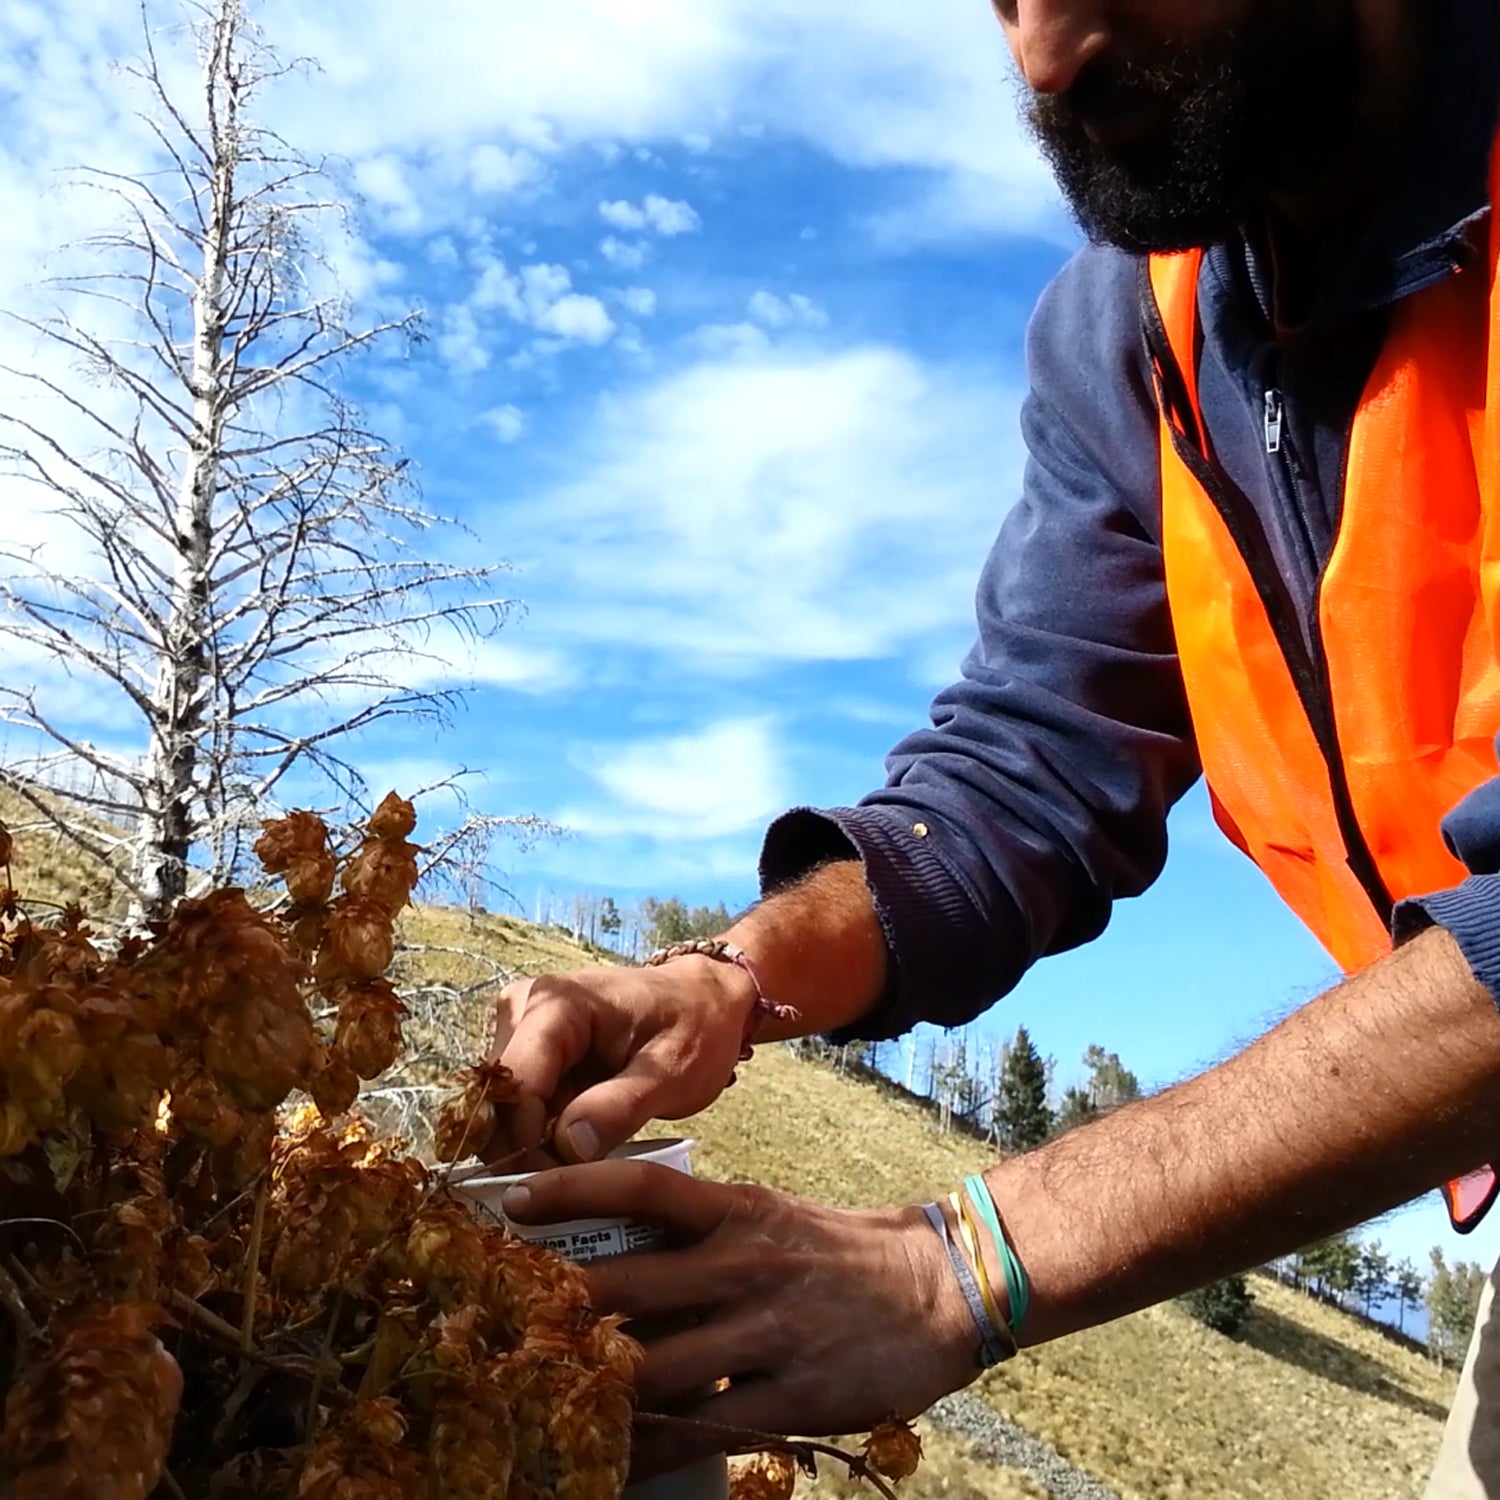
949,1190,1005,1331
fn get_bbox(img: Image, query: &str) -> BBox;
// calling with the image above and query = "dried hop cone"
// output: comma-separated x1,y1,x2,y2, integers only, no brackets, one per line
0,982,87,1136
427,1371,517,1499
1,1301,183,1500
434,1061,522,1163
285,850,338,906
68,986,171,1135
147,891,315,1113
367,791,417,841
332,980,407,1081
321,895,397,983
297,1397,420,1500
254,810,331,874
308,1040,361,1121
403,1201,490,1309
341,838,420,917
863,1418,924,1482
730,1452,799,1500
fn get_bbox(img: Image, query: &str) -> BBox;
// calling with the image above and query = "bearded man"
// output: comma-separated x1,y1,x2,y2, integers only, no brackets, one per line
489,4,1500,1492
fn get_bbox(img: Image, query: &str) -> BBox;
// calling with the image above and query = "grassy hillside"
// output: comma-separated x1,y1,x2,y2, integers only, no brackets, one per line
399,904,1457,1500
0,789,127,915
379,902,1458,1499
683,1044,1455,1500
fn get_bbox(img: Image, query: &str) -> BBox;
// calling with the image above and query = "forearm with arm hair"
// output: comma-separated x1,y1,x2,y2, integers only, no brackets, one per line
983,926,1500,1346
721,859,889,1040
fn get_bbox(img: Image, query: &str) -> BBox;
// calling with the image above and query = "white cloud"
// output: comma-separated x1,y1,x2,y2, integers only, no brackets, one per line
599,200,647,232
688,321,772,359
468,142,542,194
616,287,658,318
599,195,701,237
479,404,527,442
499,343,1024,668
643,195,703,236
435,304,492,373
568,718,786,839
520,263,572,307
353,154,426,233
535,293,615,344
460,639,576,694
252,0,1060,246
747,290,828,329
460,255,616,348
600,237,649,271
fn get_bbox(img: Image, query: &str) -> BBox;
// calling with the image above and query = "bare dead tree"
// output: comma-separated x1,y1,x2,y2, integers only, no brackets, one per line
0,0,519,921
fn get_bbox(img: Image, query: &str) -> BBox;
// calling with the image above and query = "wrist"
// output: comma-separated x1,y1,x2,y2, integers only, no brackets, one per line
901,1202,1006,1390
667,951,761,1036
645,939,801,1065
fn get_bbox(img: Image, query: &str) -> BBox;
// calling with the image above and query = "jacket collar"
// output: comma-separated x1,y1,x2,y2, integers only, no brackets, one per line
1218,0,1499,333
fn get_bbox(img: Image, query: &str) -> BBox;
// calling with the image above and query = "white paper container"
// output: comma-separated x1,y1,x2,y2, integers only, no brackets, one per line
450,1138,729,1500
449,1136,694,1261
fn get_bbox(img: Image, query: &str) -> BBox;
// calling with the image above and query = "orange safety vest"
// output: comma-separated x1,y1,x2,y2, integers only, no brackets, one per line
1142,143,1500,1231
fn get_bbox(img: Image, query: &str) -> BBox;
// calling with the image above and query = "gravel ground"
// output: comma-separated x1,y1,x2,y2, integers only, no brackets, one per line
927,1393,1122,1500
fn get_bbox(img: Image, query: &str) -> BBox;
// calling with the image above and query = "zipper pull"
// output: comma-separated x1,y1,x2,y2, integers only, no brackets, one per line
1264,389,1284,455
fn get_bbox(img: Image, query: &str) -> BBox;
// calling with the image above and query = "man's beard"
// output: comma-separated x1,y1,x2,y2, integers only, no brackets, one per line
1024,8,1366,254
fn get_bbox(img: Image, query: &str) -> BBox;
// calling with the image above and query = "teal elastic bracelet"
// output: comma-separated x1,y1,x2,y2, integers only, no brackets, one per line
964,1174,1031,1335
921,1203,1016,1367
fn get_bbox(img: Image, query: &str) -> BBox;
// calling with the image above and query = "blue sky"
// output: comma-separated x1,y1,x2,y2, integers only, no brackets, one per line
1,0,1493,1281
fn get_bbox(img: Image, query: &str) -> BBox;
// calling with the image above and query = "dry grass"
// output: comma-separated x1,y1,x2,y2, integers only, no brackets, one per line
395,902,617,990
0,789,127,916
683,1045,1458,1500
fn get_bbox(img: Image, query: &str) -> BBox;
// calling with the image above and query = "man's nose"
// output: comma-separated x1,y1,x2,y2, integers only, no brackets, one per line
995,1,1111,96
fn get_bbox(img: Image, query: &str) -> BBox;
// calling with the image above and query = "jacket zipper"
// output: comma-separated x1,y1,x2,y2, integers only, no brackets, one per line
1263,390,1284,455
1140,271,1394,927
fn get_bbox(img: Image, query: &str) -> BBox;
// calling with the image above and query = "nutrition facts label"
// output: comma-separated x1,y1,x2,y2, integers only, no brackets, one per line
535,1221,666,1262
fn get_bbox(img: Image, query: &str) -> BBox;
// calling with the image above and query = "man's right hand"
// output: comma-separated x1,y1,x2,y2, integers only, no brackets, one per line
484,860,890,1164
488,955,760,1164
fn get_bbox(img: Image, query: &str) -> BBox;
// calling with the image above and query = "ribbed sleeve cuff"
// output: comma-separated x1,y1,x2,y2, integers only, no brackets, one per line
1395,874,1500,1007
759,805,1022,1043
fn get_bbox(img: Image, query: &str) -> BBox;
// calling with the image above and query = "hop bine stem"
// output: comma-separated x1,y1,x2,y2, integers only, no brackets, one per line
634,1412,903,1500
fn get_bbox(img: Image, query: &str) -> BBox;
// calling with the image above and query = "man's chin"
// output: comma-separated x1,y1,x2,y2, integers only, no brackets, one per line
1055,167,1240,256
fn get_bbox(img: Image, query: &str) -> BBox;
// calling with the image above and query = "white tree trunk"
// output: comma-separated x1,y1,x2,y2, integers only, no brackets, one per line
130,17,233,921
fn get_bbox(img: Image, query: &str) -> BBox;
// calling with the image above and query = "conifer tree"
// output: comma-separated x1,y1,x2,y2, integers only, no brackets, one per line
995,1025,1053,1152
1054,1084,1098,1136
1428,1248,1487,1367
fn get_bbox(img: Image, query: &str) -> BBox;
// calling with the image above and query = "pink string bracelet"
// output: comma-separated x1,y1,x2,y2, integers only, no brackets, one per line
644,939,801,1073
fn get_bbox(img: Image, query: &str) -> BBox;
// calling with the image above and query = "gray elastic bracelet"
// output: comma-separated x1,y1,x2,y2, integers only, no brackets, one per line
922,1202,1016,1368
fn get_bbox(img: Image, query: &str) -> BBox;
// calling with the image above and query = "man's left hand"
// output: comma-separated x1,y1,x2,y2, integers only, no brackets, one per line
501,1162,978,1474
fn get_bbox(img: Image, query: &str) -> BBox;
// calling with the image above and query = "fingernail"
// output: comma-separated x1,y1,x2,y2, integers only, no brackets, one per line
567,1121,600,1162
501,1184,532,1217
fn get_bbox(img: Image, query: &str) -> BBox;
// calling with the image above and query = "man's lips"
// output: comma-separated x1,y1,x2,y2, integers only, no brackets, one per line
1078,103,1169,150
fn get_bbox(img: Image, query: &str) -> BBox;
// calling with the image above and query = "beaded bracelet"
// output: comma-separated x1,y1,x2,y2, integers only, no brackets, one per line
922,1203,1016,1368
644,939,801,1074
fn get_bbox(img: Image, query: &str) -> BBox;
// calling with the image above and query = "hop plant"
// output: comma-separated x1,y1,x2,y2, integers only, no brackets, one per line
0,803,899,1499
0,799,643,1499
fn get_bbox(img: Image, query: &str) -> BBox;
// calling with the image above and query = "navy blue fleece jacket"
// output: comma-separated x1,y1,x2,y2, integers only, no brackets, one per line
760,3,1500,1042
